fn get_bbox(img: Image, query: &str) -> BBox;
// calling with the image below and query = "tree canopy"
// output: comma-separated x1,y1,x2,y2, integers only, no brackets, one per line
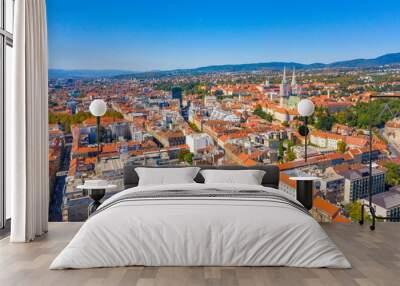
343,201,371,223
253,104,273,122
333,99,400,129
49,110,123,133
384,162,400,186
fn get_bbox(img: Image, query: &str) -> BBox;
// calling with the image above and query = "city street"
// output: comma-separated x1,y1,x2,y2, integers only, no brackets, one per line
48,140,71,222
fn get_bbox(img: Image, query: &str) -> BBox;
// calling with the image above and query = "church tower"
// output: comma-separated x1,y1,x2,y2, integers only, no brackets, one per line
279,67,289,107
291,67,298,96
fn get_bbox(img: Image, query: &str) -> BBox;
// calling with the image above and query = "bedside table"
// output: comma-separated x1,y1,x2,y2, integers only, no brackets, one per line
289,177,318,210
77,180,117,216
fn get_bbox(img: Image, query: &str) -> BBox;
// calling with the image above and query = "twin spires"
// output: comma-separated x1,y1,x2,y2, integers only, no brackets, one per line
281,66,296,86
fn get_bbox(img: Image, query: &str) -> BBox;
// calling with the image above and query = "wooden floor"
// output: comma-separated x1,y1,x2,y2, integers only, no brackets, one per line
0,223,399,286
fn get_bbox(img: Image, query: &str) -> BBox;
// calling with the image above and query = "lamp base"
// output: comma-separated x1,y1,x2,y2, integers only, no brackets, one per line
296,180,313,210
87,188,106,216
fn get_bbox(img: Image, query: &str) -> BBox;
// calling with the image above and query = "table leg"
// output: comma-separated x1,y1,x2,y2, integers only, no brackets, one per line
296,180,313,210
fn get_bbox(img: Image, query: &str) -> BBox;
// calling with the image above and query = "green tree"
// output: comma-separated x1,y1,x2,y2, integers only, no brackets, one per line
253,104,273,122
384,162,400,186
178,149,190,161
285,147,296,162
183,152,194,165
343,201,371,223
178,149,194,164
337,141,347,154
188,122,201,133
287,140,295,148
48,110,123,133
314,108,334,131
332,99,400,129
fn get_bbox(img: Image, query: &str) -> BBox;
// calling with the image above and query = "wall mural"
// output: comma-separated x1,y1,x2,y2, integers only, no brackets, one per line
47,1,400,222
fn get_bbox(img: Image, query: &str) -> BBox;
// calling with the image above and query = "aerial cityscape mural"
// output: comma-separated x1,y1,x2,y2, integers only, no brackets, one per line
46,0,400,222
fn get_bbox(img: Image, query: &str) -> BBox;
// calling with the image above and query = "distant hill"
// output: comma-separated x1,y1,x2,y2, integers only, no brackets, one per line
327,53,400,68
48,69,136,79
188,52,400,73
49,52,400,79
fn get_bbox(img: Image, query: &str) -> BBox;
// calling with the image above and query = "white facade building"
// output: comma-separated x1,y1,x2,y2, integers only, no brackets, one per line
186,133,213,154
209,109,241,122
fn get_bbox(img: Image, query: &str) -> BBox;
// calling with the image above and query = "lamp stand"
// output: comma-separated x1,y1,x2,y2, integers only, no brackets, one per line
96,116,100,162
304,117,308,162
359,95,400,230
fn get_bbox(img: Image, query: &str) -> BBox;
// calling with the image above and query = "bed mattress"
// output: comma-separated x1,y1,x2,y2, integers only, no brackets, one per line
50,183,351,269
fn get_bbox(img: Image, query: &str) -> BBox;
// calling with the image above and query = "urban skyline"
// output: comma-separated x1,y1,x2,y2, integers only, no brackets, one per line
48,65,400,223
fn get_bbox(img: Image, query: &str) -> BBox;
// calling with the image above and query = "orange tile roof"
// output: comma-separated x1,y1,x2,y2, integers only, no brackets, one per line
102,144,118,153
345,136,368,147
279,172,296,188
333,215,352,223
287,109,299,116
219,135,230,142
277,152,345,171
83,117,125,126
238,153,250,162
73,146,98,154
313,197,339,217
242,159,257,167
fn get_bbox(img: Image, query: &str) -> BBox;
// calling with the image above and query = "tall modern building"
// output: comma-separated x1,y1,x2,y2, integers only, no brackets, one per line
172,86,187,119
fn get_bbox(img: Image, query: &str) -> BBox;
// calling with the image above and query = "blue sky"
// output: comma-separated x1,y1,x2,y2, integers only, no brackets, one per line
47,0,400,71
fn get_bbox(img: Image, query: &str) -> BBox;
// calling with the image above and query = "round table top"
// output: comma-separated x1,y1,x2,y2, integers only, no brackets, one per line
289,176,319,181
76,184,117,190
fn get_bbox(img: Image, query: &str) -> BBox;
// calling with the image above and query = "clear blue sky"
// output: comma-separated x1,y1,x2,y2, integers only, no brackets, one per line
47,0,400,71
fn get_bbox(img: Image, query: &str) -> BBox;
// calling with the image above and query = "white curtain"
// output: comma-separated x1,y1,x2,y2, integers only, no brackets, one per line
8,0,49,242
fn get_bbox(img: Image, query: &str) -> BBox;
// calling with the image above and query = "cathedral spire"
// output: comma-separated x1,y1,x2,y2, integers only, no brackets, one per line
291,67,296,86
279,66,289,99
282,66,287,84
291,67,299,96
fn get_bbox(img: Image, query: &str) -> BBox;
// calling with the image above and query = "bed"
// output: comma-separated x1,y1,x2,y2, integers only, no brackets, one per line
50,165,351,269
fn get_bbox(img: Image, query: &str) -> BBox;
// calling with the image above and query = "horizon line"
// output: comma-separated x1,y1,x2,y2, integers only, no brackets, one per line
48,50,400,73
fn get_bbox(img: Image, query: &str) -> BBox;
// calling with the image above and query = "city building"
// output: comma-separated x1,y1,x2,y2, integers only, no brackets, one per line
311,197,351,223
384,117,400,142
186,133,213,154
171,86,183,109
333,164,386,203
362,187,400,221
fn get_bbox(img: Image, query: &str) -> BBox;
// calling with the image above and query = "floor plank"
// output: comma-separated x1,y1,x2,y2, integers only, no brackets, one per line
0,222,399,286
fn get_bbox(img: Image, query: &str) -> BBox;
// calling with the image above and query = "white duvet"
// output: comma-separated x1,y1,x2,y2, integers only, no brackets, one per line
50,183,351,269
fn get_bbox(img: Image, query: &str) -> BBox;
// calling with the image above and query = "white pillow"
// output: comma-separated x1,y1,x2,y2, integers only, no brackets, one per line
200,169,266,185
135,167,200,186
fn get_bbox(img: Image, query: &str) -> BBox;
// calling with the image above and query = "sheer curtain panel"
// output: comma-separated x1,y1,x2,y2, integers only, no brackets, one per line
8,0,48,242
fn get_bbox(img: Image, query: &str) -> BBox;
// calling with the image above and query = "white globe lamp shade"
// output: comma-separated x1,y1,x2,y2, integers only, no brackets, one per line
297,99,315,117
89,99,107,117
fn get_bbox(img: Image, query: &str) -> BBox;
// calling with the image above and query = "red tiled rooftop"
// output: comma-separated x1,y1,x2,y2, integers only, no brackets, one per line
83,117,125,126
313,197,340,217
333,215,352,223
